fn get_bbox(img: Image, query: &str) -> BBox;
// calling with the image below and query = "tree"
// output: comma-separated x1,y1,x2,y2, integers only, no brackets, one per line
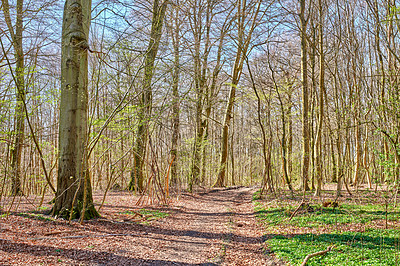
188,0,210,191
314,0,325,196
1,0,25,195
129,0,168,192
169,0,182,185
52,0,99,220
300,0,310,194
215,0,263,187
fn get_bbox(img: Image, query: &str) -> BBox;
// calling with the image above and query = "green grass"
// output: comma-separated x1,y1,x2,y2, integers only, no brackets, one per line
255,202,399,228
17,212,54,221
266,230,400,265
255,197,400,265
138,209,170,220
120,208,169,221
252,189,262,201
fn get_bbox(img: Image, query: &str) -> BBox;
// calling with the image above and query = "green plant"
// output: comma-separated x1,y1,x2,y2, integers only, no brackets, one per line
254,191,400,265
266,230,400,265
252,189,262,201
255,203,399,228
17,212,54,221
120,209,169,221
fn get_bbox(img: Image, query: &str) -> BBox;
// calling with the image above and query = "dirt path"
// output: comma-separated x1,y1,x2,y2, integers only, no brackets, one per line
0,187,284,265
139,186,283,265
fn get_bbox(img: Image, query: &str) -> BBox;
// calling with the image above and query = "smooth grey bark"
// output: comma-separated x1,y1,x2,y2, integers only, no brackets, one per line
52,0,98,220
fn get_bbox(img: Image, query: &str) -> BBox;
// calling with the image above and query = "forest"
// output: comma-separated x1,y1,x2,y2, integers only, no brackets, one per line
0,0,399,265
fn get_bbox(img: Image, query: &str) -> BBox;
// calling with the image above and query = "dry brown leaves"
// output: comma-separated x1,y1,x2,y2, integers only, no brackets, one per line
0,188,282,265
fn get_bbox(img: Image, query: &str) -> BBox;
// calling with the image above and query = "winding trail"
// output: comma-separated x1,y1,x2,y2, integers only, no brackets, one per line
136,186,284,265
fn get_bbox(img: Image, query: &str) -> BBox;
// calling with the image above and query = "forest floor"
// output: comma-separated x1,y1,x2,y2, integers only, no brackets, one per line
0,186,284,265
254,184,400,265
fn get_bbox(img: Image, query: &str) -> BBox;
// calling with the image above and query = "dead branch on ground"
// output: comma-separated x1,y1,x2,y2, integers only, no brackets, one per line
301,245,335,266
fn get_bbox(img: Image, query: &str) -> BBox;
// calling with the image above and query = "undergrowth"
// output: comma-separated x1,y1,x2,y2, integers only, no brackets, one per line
120,208,169,221
254,191,400,265
267,230,400,265
17,212,55,221
254,202,399,228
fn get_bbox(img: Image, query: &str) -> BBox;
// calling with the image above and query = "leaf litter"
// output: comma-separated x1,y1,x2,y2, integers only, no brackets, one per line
0,187,284,265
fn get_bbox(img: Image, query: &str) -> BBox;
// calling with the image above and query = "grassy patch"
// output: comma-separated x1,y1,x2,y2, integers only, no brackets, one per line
266,230,400,265
17,212,54,221
138,209,170,220
255,203,399,228
255,192,400,265
252,189,262,201
120,209,169,221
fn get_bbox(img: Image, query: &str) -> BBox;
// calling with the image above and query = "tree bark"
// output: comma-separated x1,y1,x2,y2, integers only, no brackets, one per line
300,0,310,194
52,0,98,220
315,0,324,196
201,13,228,187
215,0,262,187
129,0,168,192
170,2,181,185
2,0,25,196
188,0,214,191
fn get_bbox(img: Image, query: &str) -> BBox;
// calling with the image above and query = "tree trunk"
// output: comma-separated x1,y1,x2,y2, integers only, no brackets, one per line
287,91,293,183
353,121,361,186
52,0,98,220
215,81,237,187
315,0,324,197
189,0,213,191
2,0,25,196
216,0,262,187
201,15,228,186
129,0,168,192
300,0,310,194
247,58,274,193
170,3,181,185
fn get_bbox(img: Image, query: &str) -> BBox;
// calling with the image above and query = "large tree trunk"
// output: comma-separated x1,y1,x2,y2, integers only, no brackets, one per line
2,0,25,196
52,0,98,220
129,0,168,192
